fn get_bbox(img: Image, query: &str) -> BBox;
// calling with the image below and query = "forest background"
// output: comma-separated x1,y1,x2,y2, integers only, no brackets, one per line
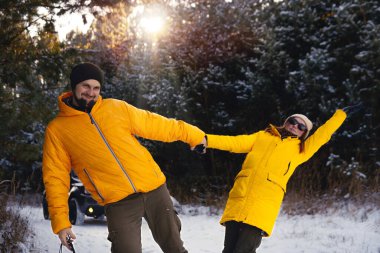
1,0,379,213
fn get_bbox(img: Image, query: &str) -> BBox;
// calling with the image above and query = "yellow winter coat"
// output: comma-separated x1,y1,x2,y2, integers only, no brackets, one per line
42,92,205,234
207,110,346,236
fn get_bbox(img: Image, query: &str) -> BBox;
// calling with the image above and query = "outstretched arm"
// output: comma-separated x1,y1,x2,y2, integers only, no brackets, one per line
205,132,259,153
123,102,205,147
300,109,347,163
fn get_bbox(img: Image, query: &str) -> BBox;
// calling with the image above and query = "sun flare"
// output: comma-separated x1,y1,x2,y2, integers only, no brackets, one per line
140,16,165,34
132,5,167,37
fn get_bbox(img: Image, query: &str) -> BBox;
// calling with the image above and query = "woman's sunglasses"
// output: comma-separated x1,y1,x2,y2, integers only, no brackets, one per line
287,118,307,131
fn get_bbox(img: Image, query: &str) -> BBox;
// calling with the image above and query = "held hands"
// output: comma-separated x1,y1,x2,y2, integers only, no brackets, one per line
342,102,364,117
192,136,208,154
58,227,76,251
194,143,206,154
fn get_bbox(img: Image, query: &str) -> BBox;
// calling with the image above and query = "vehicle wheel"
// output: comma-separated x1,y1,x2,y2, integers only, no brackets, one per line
42,197,50,220
69,198,85,225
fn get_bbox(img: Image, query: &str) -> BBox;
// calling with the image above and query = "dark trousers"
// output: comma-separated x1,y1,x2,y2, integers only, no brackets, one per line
222,221,263,253
105,184,187,253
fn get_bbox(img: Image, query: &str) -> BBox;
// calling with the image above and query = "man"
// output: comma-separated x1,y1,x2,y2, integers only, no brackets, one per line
42,62,206,253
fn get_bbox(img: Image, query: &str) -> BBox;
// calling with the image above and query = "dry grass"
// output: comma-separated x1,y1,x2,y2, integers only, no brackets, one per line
0,194,32,253
167,176,229,212
282,190,380,216
168,167,380,217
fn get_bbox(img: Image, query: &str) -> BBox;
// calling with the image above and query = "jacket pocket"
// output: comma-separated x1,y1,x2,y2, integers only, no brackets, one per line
267,173,286,193
229,169,251,198
83,168,105,201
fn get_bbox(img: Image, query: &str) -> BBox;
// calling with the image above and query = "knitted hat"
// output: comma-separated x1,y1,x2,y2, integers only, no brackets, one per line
285,114,313,138
70,62,104,90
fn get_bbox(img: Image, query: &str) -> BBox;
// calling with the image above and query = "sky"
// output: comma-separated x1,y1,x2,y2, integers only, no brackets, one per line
55,12,94,41
18,203,380,253
26,7,95,41
54,5,166,41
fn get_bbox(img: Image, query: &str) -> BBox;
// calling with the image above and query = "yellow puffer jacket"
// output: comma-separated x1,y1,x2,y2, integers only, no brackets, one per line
207,110,346,236
43,92,205,234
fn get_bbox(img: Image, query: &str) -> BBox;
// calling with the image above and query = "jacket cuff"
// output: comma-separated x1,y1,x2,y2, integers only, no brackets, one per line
52,214,72,234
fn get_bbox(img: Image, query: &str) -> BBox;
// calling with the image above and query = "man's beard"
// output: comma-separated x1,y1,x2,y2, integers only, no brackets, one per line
73,93,95,112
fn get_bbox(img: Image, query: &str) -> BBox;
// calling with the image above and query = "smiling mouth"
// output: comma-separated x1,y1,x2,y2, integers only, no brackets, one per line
82,95,95,99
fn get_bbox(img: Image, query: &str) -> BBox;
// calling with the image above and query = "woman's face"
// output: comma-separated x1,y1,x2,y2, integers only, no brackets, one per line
284,117,307,137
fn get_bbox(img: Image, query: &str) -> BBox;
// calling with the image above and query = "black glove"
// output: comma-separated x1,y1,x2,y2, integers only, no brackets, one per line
342,102,364,117
193,144,206,154
193,136,207,154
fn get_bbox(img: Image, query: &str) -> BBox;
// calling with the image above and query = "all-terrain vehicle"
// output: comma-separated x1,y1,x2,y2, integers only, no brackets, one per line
42,172,105,225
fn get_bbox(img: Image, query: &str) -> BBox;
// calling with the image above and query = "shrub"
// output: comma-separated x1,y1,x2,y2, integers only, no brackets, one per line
0,192,31,253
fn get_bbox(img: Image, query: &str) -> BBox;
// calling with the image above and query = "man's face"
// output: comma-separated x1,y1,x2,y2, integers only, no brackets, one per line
284,116,307,137
72,79,101,106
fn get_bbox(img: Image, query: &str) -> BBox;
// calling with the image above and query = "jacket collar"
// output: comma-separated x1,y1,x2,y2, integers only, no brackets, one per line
267,124,299,140
57,91,103,117
268,124,281,137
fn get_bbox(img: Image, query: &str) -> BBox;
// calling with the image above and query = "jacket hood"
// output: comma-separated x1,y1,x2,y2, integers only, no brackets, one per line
57,91,102,117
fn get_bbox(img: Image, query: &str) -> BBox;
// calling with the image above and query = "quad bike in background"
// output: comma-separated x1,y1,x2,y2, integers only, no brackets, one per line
42,172,105,225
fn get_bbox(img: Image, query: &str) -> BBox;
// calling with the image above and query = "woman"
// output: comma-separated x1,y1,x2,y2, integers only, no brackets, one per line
197,105,361,253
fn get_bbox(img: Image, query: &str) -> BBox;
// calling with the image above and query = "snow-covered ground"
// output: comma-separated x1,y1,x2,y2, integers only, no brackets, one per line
20,204,380,253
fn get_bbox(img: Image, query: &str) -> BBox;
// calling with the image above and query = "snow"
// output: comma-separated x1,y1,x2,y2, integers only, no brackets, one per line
19,203,380,253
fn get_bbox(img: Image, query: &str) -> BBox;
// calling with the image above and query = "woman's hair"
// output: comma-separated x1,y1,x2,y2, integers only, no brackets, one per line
298,132,306,153
265,125,306,153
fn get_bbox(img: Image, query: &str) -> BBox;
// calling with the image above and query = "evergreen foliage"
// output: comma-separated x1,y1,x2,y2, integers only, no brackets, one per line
0,0,378,200
0,0,126,190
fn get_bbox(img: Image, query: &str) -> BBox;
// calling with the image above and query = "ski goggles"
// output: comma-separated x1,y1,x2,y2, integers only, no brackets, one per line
287,117,307,131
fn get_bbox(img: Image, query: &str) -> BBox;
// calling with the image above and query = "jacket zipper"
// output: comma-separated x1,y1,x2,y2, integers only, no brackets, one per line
88,112,137,193
83,168,105,201
283,162,291,176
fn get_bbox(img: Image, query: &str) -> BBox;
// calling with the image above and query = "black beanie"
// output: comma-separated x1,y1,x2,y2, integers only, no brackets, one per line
70,62,104,90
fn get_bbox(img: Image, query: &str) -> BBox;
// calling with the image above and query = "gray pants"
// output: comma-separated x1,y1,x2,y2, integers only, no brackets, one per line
105,184,187,253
